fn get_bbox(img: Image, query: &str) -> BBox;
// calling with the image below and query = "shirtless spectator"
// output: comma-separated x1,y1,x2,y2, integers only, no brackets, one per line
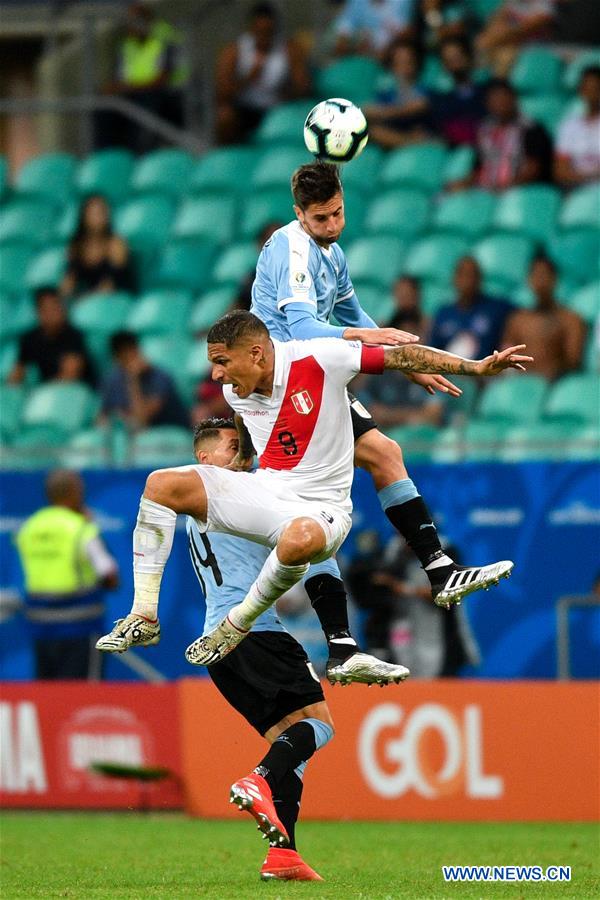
555,66,600,188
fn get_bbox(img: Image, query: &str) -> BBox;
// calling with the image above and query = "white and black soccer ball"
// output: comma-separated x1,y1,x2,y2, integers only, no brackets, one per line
303,98,369,164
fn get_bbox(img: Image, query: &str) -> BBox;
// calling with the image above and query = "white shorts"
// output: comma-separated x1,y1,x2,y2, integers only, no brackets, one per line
190,465,351,561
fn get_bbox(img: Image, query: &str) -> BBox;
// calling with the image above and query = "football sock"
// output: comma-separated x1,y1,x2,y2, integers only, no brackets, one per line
304,574,358,660
272,771,303,851
378,481,453,577
255,721,317,792
131,497,177,620
228,548,309,632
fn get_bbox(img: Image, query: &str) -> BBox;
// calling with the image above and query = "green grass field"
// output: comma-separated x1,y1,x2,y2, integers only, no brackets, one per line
1,814,598,899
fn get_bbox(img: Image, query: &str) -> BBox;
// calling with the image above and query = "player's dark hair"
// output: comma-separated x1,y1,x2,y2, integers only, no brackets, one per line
291,162,343,210
207,310,269,347
249,1,277,20
34,285,60,305
439,35,474,61
529,253,557,275
580,65,600,84
384,37,423,72
485,77,515,97
396,274,420,292
192,417,236,451
110,329,139,356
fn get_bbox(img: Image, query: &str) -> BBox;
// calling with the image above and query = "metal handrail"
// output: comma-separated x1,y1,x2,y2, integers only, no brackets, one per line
556,593,600,680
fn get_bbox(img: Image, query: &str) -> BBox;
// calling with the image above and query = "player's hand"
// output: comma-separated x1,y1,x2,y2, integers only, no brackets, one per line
406,372,463,397
475,345,533,376
349,327,420,345
225,452,254,472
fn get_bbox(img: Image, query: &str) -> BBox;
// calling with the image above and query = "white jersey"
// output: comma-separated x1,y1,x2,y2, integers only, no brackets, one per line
224,337,384,513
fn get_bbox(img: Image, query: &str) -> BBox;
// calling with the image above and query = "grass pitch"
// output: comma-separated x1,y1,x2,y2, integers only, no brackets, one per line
1,813,598,899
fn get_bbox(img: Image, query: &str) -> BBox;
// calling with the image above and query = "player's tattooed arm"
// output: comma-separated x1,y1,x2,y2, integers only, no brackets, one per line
383,344,533,376
226,414,256,471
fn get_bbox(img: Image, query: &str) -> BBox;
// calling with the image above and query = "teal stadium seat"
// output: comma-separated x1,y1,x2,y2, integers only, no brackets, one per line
364,189,430,238
53,200,80,242
420,280,452,316
0,342,17,381
344,236,407,288
25,246,66,290
432,189,496,238
211,242,258,286
22,382,97,435
510,48,563,95
521,95,569,137
114,195,175,253
543,373,599,426
316,56,383,105
474,234,533,288
127,289,192,335
477,375,548,424
70,290,132,335
350,282,394,322
0,199,57,247
156,238,217,291
190,286,236,333
190,147,261,195
239,190,294,238
404,234,470,283
0,292,36,341
339,145,384,193
462,421,506,461
75,149,134,206
184,337,210,384
493,185,560,244
499,421,596,462
549,230,599,285
563,51,600,91
380,143,449,192
132,426,193,468
15,153,76,205
0,384,27,441
141,335,193,381
4,425,66,469
253,100,317,145
0,242,35,294
384,424,438,462
0,155,7,201
130,149,194,198
171,194,236,244
59,429,110,469
338,186,367,243
566,281,600,324
442,146,476,186
251,146,311,189
559,183,600,230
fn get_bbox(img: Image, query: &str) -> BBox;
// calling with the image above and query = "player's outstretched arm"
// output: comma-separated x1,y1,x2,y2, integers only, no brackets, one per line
383,344,533,376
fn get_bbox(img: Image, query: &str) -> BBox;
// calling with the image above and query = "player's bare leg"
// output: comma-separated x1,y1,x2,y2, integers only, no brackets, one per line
354,429,513,608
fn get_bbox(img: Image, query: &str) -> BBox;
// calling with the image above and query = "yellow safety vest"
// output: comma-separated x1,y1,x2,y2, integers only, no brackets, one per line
16,506,99,596
121,35,167,88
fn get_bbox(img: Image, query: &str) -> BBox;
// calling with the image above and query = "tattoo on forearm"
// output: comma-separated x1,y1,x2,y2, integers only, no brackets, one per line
383,344,479,375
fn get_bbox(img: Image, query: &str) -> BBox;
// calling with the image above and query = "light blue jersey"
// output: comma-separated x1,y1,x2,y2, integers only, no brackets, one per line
186,517,285,635
251,220,376,342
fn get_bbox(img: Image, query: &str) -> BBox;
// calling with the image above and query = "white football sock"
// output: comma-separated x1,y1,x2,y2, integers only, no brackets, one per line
425,554,453,571
131,497,177,620
228,548,309,631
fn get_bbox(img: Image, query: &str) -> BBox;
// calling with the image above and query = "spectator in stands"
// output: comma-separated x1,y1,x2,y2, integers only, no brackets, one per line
387,274,428,336
356,366,446,428
8,287,95,387
96,2,184,153
61,195,133,301
99,331,188,429
449,79,553,191
234,220,284,311
191,376,232,426
554,65,600,187
16,469,119,680
332,0,415,57
215,2,311,144
476,0,557,76
364,39,432,148
415,0,469,52
502,256,586,380
430,37,487,146
429,256,514,358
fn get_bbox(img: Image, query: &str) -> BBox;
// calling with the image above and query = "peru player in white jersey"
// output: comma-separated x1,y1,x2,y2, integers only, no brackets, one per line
97,311,531,670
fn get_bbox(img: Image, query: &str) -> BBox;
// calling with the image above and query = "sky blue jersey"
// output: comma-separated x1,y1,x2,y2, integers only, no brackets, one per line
251,219,377,341
186,517,285,635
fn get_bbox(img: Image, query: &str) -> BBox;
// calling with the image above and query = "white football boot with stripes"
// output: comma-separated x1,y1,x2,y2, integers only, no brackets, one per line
185,614,249,666
431,560,514,609
327,652,410,686
95,614,160,653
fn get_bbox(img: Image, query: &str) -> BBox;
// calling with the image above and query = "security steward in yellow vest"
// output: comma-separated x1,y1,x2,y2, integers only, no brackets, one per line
16,470,119,680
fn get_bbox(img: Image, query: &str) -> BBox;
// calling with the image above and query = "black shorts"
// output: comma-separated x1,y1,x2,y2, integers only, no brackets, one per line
348,391,378,442
207,631,324,735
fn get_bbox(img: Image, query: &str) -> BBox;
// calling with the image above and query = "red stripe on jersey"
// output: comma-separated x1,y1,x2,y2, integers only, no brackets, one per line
259,356,325,471
360,345,385,374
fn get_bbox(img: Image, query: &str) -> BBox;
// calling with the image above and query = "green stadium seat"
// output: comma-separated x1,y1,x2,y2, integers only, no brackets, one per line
473,0,504,18
543,373,599,425
510,48,563,95
4,425,66,469
239,190,294,238
0,199,57,246
15,153,76,205
70,290,132,335
53,200,79,242
350,283,394,322
140,334,193,381
364,189,430,238
339,145,384,193
563,51,600,91
253,100,316,145
429,425,463,463
566,280,599,324
548,229,599,284
190,147,261,195
190,286,236,333
171,194,237,244
132,426,193,468
462,421,506,461
25,246,66,290
501,421,599,462
380,143,449,192
477,375,548,424
0,293,36,342
75,149,134,206
0,341,17,380
442,146,476,185
420,280,451,316
0,242,35,294
404,234,469,283
521,95,569,137
583,332,598,373
474,234,534,287
59,428,110,469
211,242,258,286
130,149,195,198
127,289,192,335
0,384,27,440
432,189,496,238
344,236,407,288
251,146,311,189
155,238,218,291
22,382,97,435
493,185,560,244
184,337,210,383
445,377,481,423
114,195,175,252
338,186,367,243
0,155,7,201
316,56,384,105
559,183,600,230
384,424,439,461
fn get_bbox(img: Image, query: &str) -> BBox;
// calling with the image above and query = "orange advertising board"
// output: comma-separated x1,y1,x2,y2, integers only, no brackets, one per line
179,679,600,822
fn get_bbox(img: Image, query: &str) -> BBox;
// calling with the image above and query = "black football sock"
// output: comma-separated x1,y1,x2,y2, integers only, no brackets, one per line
384,496,453,580
254,722,316,793
304,574,358,661
272,770,303,851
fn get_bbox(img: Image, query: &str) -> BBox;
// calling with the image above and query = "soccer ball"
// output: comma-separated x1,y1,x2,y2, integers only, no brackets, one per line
303,98,369,164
